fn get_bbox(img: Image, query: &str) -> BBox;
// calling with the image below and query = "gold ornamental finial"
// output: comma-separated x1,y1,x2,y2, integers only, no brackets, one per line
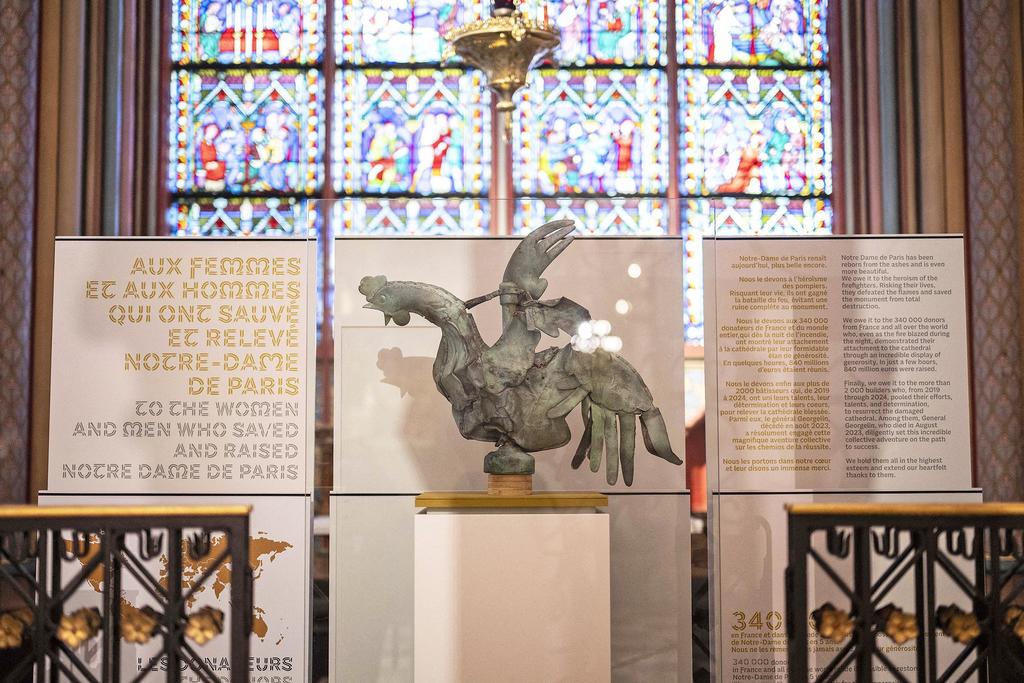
444,1,560,139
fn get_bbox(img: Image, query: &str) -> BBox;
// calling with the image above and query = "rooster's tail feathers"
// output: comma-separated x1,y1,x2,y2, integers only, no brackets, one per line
639,408,683,465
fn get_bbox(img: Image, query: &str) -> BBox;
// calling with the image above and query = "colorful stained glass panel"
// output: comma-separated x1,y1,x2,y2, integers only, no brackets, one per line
679,0,829,66
514,69,668,195
333,68,490,195
169,196,318,236
517,0,665,66
682,196,832,343
169,69,323,194
171,0,324,64
684,360,706,422
694,195,832,235
680,68,830,196
333,198,489,235
335,0,482,65
515,197,668,234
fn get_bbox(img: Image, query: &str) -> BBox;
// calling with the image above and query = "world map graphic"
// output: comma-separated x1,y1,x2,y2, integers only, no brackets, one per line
72,532,293,640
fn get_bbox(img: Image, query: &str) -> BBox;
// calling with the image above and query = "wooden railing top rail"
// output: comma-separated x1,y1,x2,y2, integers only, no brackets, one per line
0,505,251,519
786,502,1024,517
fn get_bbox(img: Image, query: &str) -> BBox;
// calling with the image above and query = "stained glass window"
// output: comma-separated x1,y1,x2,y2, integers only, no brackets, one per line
333,198,489,235
679,0,828,66
332,1,492,240
333,69,490,196
172,0,325,65
168,0,833,330
515,198,668,235
518,0,666,66
335,0,481,64
678,0,831,345
511,0,670,235
514,69,668,196
169,0,325,240
170,196,318,236
169,69,323,195
680,69,830,197
334,0,666,67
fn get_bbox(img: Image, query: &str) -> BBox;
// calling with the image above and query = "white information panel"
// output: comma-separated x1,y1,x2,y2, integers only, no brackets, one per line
704,235,974,682
39,493,310,683
47,237,315,494
705,236,971,492
715,490,981,682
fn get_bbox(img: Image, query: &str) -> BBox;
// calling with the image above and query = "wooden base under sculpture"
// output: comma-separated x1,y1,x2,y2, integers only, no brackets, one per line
487,474,533,496
483,443,535,495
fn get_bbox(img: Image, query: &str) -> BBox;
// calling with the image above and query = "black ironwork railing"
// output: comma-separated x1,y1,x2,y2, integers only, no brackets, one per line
0,505,252,683
786,503,1024,682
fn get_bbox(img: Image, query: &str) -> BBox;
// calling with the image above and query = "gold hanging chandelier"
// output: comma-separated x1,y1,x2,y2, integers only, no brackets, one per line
443,1,560,139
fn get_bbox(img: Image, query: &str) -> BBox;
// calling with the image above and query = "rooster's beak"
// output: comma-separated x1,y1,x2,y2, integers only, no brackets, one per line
363,302,391,324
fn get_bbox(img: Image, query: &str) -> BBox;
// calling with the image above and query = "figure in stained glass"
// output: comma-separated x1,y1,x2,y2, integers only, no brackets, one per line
335,69,489,195
412,112,459,193
537,116,573,194
708,111,808,195
708,1,742,63
577,121,612,192
757,0,806,63
681,69,827,197
171,69,321,194
276,1,304,58
198,2,226,59
534,107,639,194
195,96,300,192
714,124,763,193
201,124,229,191
195,107,241,191
612,118,637,194
364,119,410,192
520,0,663,66
684,0,826,66
190,0,313,63
554,3,585,60
593,0,636,63
516,70,666,195
767,107,808,192
361,103,468,194
251,109,301,189
340,0,460,64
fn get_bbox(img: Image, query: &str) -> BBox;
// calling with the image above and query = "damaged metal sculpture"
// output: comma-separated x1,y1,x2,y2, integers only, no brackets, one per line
359,220,682,486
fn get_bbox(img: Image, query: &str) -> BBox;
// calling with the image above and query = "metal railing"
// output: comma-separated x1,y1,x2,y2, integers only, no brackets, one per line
0,505,251,683
786,503,1024,682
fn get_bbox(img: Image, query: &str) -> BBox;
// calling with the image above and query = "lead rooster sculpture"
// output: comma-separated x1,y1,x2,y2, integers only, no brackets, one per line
359,220,682,485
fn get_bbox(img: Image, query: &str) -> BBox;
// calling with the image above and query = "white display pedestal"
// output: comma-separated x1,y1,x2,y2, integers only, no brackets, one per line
413,493,611,683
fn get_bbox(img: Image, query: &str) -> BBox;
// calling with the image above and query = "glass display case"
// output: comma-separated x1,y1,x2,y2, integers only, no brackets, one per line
317,197,692,680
